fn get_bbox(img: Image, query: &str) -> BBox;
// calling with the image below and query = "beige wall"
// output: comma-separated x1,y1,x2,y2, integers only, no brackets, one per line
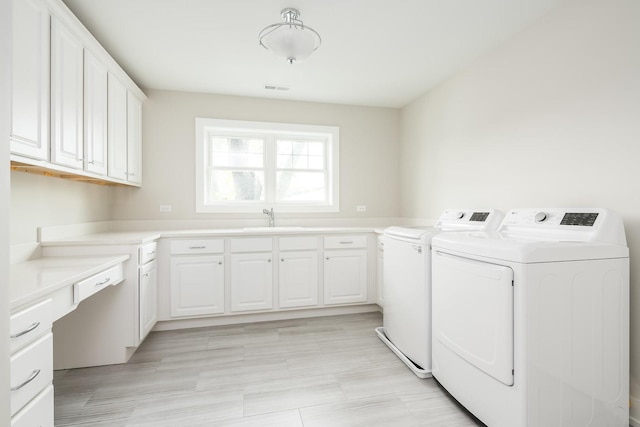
111,90,400,224
400,0,640,418
1,0,12,417
10,171,113,245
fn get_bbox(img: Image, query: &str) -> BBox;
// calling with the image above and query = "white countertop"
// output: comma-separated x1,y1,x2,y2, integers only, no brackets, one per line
39,226,377,245
10,254,130,310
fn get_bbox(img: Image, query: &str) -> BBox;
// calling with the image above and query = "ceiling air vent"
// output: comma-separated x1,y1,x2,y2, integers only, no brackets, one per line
264,84,290,91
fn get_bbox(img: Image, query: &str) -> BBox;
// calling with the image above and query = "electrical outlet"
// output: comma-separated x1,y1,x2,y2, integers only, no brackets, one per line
357,205,367,212
159,205,172,212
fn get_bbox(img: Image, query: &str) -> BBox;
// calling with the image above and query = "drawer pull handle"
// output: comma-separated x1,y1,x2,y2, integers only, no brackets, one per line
189,246,206,249
96,277,111,287
10,322,40,339
339,241,354,244
11,369,40,391
148,251,156,255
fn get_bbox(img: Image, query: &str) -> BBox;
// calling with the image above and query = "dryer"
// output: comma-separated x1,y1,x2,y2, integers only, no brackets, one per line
431,208,629,427
376,208,503,378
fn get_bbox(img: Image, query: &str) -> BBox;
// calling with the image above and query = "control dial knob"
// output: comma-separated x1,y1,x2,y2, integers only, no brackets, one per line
456,211,465,219
534,211,548,223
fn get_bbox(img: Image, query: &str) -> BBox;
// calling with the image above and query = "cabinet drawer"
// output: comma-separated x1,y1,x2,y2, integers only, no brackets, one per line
170,239,224,255
324,235,368,249
10,333,53,417
10,299,52,354
73,263,124,304
279,236,318,251
139,241,158,264
230,237,273,253
11,385,54,427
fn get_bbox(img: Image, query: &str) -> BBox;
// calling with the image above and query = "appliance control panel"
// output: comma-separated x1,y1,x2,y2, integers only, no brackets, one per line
499,208,626,245
434,208,504,231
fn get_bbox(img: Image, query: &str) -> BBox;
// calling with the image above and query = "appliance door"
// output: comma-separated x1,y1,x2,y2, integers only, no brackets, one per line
432,251,514,386
383,236,430,369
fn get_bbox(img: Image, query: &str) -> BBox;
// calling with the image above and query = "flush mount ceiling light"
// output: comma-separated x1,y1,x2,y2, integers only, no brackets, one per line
258,8,321,64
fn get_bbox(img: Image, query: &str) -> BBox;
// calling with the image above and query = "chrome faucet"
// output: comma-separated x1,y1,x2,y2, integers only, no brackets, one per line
262,208,275,227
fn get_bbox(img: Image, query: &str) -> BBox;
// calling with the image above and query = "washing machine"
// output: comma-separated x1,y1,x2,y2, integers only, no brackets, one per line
376,208,503,378
431,208,629,426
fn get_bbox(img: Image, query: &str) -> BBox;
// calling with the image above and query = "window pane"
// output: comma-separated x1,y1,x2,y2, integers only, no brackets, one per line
207,169,265,203
277,140,292,155
308,142,324,156
308,155,324,169
277,154,292,169
276,171,326,202
210,137,264,168
276,139,325,171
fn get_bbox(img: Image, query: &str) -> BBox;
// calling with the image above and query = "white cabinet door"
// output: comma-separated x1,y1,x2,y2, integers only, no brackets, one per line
170,255,224,317
107,74,128,180
83,49,108,175
50,17,84,169
126,93,142,184
279,251,319,309
139,260,157,340
231,253,273,312
323,249,368,305
11,0,49,160
377,236,384,306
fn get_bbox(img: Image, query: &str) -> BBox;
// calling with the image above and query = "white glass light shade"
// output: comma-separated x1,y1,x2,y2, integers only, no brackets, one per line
259,8,321,64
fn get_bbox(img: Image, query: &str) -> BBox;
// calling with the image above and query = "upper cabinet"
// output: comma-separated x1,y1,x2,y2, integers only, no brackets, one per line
83,50,108,175
11,0,50,160
10,0,146,186
50,16,84,170
107,75,128,181
126,93,143,185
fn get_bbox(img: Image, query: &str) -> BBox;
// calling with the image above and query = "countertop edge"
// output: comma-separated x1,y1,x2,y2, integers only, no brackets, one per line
39,227,380,245
10,254,131,311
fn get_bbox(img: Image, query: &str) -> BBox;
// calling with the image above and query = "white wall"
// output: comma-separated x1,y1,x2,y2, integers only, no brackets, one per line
1,0,12,420
400,0,640,419
111,90,400,226
10,171,114,245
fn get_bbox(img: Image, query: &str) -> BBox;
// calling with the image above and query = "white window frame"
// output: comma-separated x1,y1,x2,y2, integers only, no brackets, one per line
195,118,340,213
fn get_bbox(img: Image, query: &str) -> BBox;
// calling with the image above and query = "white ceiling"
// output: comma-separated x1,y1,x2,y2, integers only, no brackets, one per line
62,0,567,108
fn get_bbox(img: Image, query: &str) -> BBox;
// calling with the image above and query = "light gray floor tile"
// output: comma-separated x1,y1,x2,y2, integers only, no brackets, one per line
54,312,484,426
243,374,347,416
335,362,434,400
300,394,420,427
125,388,244,426
208,409,303,427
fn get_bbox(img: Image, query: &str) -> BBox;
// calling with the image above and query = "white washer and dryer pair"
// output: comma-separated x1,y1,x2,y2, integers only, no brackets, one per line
431,208,629,427
376,208,504,378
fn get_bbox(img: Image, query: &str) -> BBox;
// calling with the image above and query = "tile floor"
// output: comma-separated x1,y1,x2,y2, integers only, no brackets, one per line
54,312,483,426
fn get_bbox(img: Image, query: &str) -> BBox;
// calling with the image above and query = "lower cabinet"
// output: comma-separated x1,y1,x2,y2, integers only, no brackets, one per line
377,236,385,306
170,255,224,317
139,259,157,339
165,234,371,319
230,253,273,312
11,385,53,427
279,251,319,309
323,249,368,305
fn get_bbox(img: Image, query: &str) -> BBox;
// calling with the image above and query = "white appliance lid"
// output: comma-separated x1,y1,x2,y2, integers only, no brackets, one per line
383,226,434,242
432,208,629,263
432,231,629,263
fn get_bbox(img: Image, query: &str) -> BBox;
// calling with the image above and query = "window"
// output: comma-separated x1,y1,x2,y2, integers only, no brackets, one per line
195,118,339,213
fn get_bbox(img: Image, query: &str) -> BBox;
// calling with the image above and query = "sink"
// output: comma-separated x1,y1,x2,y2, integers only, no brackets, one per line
242,226,304,232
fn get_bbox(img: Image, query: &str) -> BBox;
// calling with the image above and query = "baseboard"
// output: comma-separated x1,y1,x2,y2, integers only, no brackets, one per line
153,304,382,331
